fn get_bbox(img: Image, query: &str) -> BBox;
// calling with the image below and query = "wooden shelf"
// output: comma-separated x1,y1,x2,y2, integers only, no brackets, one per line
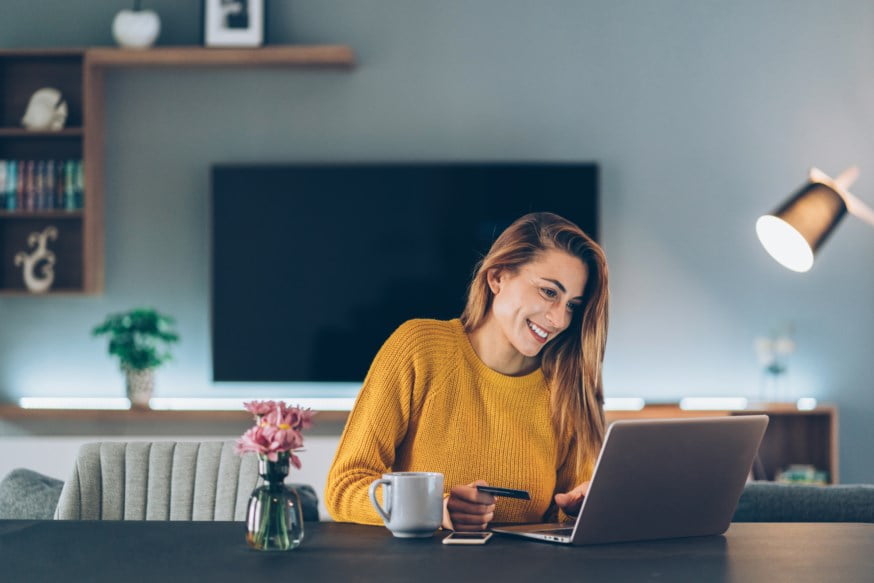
0,404,349,437
0,289,90,297
0,48,86,58
607,404,839,484
0,51,86,293
0,128,83,138
0,210,83,219
85,45,356,69
0,404,349,424
0,44,355,295
0,402,837,482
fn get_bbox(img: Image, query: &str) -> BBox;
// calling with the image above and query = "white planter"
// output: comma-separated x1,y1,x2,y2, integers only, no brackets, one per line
125,368,155,409
112,9,161,49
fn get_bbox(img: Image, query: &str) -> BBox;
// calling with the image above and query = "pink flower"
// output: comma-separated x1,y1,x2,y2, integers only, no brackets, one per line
243,400,277,418
236,400,313,466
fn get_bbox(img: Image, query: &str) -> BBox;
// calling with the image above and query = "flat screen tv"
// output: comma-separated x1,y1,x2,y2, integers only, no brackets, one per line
211,162,598,383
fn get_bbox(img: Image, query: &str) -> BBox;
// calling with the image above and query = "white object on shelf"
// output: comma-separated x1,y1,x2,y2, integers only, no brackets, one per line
14,226,58,293
112,9,161,49
21,88,67,131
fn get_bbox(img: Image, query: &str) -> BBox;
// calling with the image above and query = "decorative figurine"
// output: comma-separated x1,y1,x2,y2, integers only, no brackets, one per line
112,0,161,49
21,88,68,131
14,226,58,293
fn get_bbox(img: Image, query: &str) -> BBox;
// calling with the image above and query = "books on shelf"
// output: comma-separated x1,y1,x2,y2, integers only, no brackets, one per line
0,158,84,212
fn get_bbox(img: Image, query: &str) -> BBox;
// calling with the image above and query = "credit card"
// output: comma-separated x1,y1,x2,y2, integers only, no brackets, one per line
476,485,530,500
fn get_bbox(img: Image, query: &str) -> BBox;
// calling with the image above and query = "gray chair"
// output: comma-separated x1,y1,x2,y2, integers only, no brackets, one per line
733,481,874,523
54,441,319,521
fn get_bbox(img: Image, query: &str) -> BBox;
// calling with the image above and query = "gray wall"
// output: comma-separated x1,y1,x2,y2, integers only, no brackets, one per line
1,1,872,482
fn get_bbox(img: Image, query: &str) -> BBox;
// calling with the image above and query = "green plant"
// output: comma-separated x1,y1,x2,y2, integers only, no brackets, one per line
92,307,180,371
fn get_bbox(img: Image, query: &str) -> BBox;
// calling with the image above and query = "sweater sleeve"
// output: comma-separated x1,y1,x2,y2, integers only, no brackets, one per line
324,322,421,525
549,437,593,524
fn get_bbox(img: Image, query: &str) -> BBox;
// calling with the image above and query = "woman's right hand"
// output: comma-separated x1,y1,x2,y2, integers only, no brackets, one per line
442,480,497,531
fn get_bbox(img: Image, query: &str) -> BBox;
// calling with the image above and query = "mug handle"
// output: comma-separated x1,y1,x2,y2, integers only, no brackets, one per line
368,478,392,522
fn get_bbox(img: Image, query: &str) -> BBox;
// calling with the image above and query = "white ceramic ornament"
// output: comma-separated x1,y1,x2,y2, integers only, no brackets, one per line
112,8,161,49
21,88,68,131
14,226,58,294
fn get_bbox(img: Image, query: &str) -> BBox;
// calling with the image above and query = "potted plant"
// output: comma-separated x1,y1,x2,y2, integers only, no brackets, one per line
92,307,179,409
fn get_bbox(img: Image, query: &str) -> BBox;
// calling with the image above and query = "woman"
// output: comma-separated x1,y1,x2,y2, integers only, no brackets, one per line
325,211,609,531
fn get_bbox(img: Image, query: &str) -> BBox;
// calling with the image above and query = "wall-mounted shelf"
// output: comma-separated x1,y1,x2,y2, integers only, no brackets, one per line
0,211,83,219
0,403,348,436
607,404,839,484
0,45,356,295
0,402,838,483
0,128,83,138
85,45,356,68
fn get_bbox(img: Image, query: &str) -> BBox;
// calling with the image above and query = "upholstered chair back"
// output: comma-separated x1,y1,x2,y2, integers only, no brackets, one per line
55,441,258,521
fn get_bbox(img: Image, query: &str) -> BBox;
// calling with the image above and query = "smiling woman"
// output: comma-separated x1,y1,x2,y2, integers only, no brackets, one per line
469,248,588,373
325,212,610,533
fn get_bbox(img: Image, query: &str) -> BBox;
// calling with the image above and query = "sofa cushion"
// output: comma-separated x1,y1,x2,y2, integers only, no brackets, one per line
289,483,320,522
0,468,64,520
733,481,874,523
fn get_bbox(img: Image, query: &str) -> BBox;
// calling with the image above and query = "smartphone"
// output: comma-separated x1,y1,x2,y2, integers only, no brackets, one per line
442,531,493,545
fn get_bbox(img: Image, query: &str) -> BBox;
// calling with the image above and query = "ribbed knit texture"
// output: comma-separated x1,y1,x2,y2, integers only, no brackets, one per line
326,318,587,525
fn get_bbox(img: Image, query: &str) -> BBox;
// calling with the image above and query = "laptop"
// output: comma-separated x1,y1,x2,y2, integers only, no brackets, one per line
492,415,769,545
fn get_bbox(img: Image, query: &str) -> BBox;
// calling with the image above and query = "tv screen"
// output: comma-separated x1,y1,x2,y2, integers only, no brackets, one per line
211,163,598,383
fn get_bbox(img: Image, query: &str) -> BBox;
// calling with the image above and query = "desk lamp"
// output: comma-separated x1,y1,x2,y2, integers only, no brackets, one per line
756,167,874,272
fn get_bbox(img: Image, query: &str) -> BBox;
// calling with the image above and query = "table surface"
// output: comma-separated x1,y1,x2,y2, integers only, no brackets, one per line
2,520,872,583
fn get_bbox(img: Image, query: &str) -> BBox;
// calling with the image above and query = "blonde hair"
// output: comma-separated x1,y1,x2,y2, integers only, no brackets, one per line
460,212,609,478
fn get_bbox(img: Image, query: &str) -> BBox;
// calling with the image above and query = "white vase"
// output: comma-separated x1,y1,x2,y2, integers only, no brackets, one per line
112,9,161,49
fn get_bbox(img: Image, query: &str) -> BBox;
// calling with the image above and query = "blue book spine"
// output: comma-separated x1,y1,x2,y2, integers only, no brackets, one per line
45,160,55,210
64,160,76,211
75,159,84,209
35,160,46,210
6,161,17,211
0,160,6,210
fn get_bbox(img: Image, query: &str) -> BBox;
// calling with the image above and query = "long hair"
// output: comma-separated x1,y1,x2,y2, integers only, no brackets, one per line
460,212,609,478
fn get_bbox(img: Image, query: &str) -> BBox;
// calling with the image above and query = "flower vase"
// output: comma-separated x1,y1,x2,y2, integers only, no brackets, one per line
246,454,304,551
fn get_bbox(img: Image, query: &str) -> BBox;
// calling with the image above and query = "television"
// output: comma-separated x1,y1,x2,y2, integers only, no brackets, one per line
211,163,599,383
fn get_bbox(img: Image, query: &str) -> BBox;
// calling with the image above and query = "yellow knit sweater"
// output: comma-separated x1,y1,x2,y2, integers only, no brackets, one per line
325,318,588,525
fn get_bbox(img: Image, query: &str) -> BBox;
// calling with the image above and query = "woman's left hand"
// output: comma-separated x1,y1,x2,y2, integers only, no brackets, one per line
554,481,590,516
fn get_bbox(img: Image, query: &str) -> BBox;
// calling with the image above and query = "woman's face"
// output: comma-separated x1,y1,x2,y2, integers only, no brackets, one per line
487,248,588,358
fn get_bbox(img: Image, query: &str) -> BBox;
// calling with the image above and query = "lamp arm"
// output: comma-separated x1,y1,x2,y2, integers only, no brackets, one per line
842,190,874,227
809,166,874,228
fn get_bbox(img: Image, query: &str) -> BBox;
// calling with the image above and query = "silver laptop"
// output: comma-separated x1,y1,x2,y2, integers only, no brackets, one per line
492,415,768,545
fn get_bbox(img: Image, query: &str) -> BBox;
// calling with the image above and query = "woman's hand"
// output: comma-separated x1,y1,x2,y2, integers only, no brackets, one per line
443,480,497,531
554,481,590,517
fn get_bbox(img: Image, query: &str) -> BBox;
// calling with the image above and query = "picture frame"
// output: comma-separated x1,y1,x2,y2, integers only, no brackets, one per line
203,0,265,47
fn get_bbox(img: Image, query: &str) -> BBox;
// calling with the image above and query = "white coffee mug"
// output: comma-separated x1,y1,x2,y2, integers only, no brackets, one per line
368,472,444,538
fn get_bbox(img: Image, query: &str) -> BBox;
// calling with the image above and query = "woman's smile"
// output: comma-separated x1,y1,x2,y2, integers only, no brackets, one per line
526,319,549,344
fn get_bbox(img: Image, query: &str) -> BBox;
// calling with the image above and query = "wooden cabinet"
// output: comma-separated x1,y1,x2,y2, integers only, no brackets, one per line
0,45,355,295
0,49,92,294
606,404,839,483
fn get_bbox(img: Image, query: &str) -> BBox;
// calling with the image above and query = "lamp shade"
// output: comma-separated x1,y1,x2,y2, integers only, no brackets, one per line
756,180,847,272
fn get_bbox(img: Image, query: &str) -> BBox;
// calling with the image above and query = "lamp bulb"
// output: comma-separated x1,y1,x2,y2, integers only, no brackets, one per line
755,215,814,272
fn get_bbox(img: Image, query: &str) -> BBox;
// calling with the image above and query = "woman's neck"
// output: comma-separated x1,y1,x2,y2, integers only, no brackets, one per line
467,316,539,377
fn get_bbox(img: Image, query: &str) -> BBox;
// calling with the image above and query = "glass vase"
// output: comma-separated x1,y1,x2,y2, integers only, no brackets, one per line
246,454,304,551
